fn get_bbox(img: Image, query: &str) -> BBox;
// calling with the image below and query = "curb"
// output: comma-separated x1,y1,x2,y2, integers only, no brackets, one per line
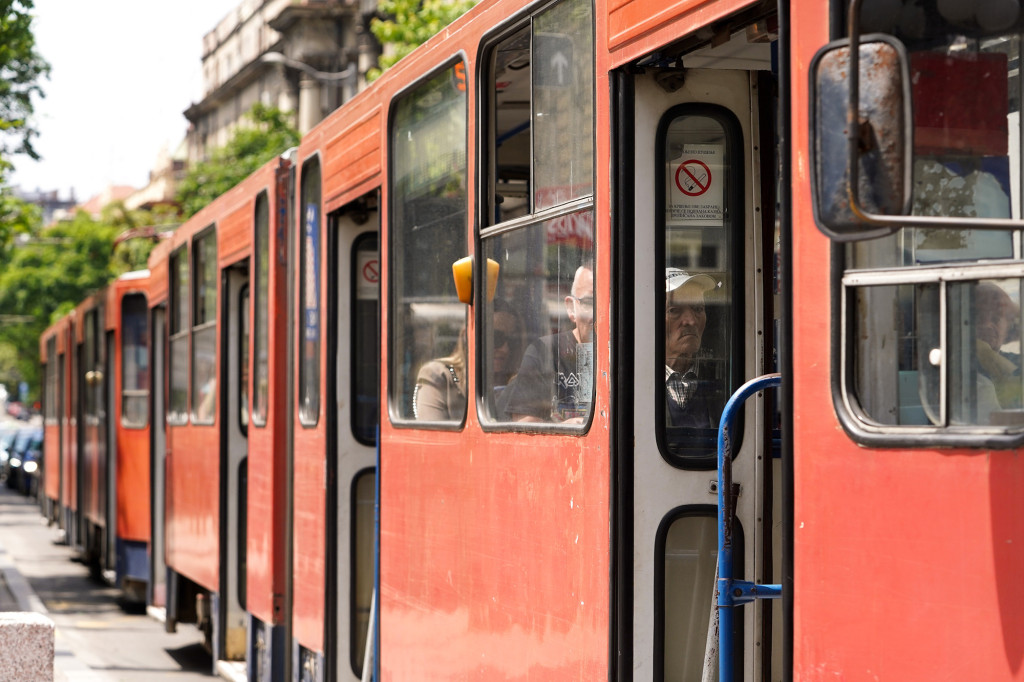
0,543,113,682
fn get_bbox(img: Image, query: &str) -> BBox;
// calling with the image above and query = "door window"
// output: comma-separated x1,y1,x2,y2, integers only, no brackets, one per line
659,107,744,465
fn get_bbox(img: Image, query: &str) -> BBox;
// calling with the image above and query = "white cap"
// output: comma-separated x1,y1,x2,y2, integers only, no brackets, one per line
666,267,717,293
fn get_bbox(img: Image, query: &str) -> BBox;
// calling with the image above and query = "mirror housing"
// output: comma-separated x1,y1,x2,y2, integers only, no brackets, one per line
810,35,913,241
451,256,501,304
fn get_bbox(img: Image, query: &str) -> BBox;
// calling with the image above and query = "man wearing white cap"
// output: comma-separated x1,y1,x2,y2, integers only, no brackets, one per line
665,267,718,427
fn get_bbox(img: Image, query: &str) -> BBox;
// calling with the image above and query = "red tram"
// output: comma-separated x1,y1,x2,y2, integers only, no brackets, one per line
39,0,1024,678
39,270,152,601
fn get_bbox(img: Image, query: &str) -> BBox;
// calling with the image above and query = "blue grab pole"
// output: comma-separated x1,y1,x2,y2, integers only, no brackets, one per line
717,373,781,682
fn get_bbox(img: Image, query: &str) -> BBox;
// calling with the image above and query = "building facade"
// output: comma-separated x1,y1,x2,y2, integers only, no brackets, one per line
184,0,381,164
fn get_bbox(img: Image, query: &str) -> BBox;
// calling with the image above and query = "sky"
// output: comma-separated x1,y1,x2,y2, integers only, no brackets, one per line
9,1,242,203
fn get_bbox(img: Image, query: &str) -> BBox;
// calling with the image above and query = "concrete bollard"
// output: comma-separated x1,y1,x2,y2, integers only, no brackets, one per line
0,612,54,681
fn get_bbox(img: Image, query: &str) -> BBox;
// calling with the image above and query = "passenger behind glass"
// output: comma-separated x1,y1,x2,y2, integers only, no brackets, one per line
491,297,525,391
413,327,467,421
665,267,720,428
974,281,1021,416
499,265,594,423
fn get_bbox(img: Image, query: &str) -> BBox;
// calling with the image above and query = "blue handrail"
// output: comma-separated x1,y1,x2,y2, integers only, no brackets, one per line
717,373,782,682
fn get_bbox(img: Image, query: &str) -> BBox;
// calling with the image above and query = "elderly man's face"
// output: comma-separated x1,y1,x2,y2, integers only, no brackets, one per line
566,267,594,343
666,285,707,370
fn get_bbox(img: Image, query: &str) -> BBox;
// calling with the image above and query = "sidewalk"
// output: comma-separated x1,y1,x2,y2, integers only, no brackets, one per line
0,473,226,681
0,493,116,682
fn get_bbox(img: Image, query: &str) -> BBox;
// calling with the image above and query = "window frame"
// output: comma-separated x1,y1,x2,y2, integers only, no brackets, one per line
834,256,1024,448
252,190,270,427
476,0,598,433
386,56,470,429
168,246,190,425
654,505,744,682
349,467,376,677
653,103,746,467
351,232,379,445
298,155,323,428
120,291,149,429
190,226,218,425
44,337,57,424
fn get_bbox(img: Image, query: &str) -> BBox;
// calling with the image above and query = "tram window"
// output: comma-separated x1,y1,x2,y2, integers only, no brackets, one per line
252,192,270,427
240,285,249,430
659,108,743,465
169,247,189,424
658,509,742,681
44,338,57,423
827,29,1024,442
483,0,594,225
352,233,378,444
389,62,468,424
350,469,375,677
121,293,149,429
483,216,594,424
83,308,100,418
299,157,322,427
849,278,1024,428
192,228,217,424
480,0,595,428
533,0,593,211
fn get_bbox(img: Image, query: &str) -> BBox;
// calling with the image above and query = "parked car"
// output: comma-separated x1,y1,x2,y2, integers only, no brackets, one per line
6,426,42,494
0,422,20,480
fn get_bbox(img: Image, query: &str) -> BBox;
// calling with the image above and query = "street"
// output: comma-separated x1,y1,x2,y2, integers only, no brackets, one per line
0,482,216,682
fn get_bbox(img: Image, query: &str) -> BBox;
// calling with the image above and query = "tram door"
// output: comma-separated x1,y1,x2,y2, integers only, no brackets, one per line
625,38,781,681
80,304,108,568
327,200,378,682
104,318,117,576
150,305,168,608
222,262,249,661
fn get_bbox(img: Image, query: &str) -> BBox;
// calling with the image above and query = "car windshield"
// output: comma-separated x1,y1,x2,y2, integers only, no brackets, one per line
12,428,40,453
0,429,18,450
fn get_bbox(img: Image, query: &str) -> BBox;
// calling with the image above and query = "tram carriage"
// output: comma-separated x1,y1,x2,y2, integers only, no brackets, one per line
40,313,72,526
148,156,295,674
38,270,152,601
37,0,1024,676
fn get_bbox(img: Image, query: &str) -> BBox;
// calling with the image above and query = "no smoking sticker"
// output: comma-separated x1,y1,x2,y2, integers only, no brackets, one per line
356,252,379,300
675,159,712,196
668,144,725,227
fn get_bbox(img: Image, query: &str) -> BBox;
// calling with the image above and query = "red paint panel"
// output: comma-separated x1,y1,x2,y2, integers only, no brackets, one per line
790,5,1024,677
147,240,170,305
379,430,611,679
323,109,382,205
43,423,60,502
116,426,150,542
219,203,252,267
246,160,290,626
246,433,278,622
165,425,220,592
606,0,758,56
291,424,328,653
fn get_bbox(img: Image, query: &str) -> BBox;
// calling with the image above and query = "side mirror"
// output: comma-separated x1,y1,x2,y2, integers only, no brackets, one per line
451,256,500,304
810,35,913,241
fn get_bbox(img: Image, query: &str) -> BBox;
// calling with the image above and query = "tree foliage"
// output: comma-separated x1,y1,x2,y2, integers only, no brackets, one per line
368,0,477,80
0,0,50,172
176,103,300,218
0,204,163,396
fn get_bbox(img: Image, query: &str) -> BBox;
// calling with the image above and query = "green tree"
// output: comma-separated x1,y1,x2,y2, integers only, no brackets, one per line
0,0,50,172
0,213,118,391
368,0,477,80
176,103,300,218
0,202,166,395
